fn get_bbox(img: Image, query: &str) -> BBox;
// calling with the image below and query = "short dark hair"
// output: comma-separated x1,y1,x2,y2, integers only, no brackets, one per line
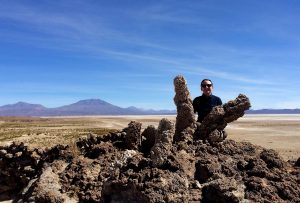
201,79,213,86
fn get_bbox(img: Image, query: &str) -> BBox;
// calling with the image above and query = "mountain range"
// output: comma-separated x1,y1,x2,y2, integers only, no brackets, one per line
246,109,300,114
0,99,299,116
0,99,176,116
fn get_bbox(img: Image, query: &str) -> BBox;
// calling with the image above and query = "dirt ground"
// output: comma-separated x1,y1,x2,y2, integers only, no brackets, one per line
0,114,299,161
226,114,300,161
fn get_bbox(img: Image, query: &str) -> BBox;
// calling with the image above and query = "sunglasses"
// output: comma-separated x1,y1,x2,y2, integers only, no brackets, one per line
201,84,212,88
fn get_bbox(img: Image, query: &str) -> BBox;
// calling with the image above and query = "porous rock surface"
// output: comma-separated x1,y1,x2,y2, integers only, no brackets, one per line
150,118,175,167
0,76,299,202
173,75,196,142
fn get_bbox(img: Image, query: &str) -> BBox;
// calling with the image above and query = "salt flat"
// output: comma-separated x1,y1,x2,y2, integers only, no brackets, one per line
226,114,300,161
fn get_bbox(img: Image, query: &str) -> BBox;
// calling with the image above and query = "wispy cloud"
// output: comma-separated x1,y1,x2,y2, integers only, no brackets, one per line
0,2,282,85
174,66,275,85
1,1,299,109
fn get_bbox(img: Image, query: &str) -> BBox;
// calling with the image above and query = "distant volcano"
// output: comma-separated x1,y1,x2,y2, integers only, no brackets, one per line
0,99,176,116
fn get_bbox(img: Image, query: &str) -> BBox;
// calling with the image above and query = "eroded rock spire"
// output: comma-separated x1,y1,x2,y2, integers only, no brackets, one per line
173,75,196,142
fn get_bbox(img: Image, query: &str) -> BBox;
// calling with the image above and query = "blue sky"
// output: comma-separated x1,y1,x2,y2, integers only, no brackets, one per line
1,0,300,110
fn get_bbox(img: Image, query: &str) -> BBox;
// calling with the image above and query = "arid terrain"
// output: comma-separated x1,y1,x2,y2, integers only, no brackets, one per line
0,114,299,161
1,108,299,202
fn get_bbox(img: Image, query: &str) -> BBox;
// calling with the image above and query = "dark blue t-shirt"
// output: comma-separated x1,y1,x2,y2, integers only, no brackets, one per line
192,94,222,122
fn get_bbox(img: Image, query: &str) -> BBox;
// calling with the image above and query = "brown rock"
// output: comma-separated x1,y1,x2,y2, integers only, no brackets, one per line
195,94,251,143
150,118,175,167
202,175,246,203
173,75,196,142
260,149,285,169
22,161,75,203
141,125,157,155
124,121,142,150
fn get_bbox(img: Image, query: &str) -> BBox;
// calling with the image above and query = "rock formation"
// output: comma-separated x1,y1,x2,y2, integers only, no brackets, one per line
150,118,175,167
195,94,251,143
124,121,142,150
1,134,299,202
0,76,299,202
173,75,196,142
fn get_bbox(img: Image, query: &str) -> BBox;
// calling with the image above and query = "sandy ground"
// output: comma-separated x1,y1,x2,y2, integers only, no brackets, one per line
0,114,299,161
226,114,300,161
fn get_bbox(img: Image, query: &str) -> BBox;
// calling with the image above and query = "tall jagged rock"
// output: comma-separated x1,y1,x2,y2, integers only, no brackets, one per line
173,75,196,142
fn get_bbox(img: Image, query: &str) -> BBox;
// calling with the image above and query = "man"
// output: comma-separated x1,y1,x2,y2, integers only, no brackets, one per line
192,79,222,122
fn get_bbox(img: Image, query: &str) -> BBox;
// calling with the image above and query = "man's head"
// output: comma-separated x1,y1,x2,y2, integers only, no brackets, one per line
201,79,213,96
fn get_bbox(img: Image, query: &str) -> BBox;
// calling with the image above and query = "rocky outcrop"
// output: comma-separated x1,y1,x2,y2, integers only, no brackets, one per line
0,76,299,202
0,143,71,200
1,133,299,202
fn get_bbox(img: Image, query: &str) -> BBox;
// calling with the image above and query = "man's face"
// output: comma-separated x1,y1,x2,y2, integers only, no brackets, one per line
201,80,213,96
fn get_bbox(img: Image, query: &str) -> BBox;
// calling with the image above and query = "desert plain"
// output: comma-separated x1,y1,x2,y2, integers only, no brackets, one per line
0,114,299,161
